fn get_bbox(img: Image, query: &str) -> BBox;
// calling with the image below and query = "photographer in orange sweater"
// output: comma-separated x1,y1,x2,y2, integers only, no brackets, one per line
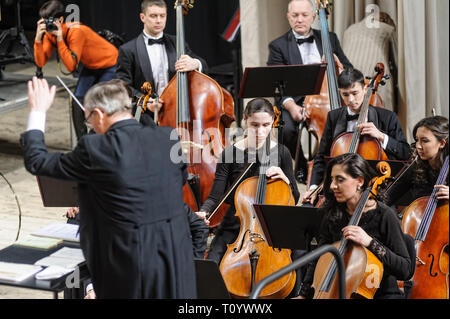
34,0,118,140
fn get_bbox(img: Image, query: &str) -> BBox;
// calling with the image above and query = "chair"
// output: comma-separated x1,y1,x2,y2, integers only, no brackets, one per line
402,233,416,299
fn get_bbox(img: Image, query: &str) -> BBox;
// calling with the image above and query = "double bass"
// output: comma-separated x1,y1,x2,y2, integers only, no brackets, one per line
157,0,235,228
219,137,296,299
312,162,391,299
401,155,449,299
297,0,343,184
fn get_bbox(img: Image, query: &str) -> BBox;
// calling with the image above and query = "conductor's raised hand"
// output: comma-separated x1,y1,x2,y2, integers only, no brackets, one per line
27,76,57,113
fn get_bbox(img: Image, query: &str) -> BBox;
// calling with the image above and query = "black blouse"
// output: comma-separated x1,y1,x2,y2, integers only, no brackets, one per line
385,161,446,207
200,143,300,214
301,201,412,299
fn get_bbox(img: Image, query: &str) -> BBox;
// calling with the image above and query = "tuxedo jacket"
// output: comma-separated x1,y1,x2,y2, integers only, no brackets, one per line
20,120,196,299
116,33,208,100
310,106,411,186
268,29,353,105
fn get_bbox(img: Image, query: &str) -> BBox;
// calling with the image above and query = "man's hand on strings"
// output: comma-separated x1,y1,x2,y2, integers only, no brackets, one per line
175,55,200,73
358,122,385,144
28,76,57,113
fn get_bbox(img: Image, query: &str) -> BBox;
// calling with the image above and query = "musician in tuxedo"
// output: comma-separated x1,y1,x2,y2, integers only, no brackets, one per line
267,0,353,182
21,78,196,299
301,68,411,205
116,0,207,125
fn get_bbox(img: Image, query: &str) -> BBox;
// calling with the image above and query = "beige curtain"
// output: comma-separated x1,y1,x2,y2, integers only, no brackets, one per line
239,0,449,143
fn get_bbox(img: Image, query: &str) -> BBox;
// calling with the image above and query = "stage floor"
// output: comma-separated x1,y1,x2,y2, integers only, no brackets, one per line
0,72,76,116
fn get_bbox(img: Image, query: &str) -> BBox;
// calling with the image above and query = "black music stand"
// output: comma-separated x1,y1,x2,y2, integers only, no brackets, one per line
194,259,230,299
36,176,78,207
253,204,325,250
238,64,326,146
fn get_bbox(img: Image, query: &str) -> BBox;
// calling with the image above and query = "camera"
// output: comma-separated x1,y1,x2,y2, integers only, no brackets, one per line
43,17,58,32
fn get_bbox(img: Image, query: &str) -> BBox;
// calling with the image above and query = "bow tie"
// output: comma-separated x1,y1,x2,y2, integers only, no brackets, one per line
346,113,360,122
296,36,314,45
148,37,165,46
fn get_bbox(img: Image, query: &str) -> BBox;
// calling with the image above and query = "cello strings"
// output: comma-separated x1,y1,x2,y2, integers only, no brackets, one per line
416,156,449,241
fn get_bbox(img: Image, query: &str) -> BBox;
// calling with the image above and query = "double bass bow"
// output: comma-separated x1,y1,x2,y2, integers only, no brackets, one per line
157,0,235,228
219,136,296,299
312,161,391,299
401,155,449,299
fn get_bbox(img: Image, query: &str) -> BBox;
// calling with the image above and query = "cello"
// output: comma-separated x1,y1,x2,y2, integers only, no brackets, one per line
304,64,389,206
312,161,391,299
157,0,235,228
219,137,296,299
401,155,449,299
329,63,389,160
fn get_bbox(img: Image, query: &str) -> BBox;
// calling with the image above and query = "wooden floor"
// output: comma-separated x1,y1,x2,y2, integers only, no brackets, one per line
0,60,73,299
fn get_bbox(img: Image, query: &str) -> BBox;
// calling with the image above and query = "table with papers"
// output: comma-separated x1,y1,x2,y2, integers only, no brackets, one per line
0,241,90,299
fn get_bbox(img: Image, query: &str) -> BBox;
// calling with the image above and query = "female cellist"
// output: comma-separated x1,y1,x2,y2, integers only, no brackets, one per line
386,116,449,207
300,68,410,205
297,153,412,299
197,98,300,262
383,116,448,299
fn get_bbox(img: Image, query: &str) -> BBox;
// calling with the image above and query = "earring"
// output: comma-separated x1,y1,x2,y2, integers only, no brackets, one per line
357,185,362,191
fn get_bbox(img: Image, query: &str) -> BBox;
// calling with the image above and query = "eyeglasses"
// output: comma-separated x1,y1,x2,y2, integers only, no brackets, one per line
84,111,94,124
84,111,95,129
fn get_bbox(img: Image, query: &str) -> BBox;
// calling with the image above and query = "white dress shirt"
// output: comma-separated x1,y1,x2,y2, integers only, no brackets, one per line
27,111,46,132
142,31,203,96
142,31,170,97
293,30,322,65
283,30,322,106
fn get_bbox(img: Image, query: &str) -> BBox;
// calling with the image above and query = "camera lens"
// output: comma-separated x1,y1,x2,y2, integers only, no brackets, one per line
45,17,58,32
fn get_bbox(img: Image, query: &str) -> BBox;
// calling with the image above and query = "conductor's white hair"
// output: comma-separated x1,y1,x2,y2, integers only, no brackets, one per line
84,81,132,115
288,0,316,13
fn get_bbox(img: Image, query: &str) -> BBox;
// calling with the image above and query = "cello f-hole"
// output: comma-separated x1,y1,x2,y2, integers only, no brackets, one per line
233,230,250,253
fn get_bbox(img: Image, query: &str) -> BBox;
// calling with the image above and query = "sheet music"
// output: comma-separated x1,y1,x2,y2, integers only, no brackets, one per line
0,262,42,282
34,247,85,270
31,223,80,242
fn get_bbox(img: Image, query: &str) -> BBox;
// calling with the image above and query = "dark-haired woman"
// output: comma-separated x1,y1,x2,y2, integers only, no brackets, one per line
196,98,300,264
386,116,449,207
298,153,411,299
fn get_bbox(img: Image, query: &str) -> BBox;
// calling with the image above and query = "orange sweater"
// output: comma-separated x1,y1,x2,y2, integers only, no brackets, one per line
34,23,118,72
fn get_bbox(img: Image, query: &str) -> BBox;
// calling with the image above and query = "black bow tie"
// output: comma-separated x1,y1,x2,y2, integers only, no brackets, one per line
148,37,165,46
346,113,360,122
297,36,314,45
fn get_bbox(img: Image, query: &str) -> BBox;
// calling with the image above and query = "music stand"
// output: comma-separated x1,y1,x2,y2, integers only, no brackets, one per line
36,176,78,207
238,64,326,146
194,259,230,299
253,204,325,250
